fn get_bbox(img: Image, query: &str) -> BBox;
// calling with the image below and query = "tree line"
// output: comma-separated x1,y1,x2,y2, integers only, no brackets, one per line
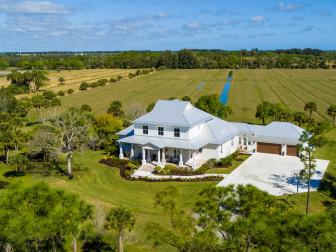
1,48,336,70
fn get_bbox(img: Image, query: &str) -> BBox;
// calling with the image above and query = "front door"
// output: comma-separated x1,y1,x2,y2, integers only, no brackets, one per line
146,150,151,162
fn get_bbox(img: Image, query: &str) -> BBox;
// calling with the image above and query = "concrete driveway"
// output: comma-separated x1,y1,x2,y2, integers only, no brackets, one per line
217,153,329,196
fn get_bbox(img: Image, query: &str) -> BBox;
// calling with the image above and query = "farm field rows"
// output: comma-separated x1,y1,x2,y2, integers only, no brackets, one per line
0,69,134,92
57,69,336,123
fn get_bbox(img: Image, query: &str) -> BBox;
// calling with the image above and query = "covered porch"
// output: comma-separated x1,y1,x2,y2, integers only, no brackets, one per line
119,142,198,169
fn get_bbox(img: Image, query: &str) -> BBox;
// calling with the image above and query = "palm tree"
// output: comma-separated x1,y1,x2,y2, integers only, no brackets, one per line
327,105,336,127
105,207,135,252
31,70,48,92
255,101,273,125
58,76,65,85
293,111,308,127
299,131,316,215
304,102,317,127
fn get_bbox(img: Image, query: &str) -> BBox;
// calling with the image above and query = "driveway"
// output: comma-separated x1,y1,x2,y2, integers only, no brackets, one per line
217,153,329,196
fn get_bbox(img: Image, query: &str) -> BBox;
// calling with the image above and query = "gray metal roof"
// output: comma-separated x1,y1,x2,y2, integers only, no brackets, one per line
231,122,305,145
133,100,212,127
117,125,134,136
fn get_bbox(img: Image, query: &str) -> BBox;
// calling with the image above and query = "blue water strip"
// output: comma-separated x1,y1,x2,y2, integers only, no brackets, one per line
219,72,233,104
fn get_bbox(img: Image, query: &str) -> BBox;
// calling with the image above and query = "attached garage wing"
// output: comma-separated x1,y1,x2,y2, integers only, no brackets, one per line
257,142,281,155
287,145,298,156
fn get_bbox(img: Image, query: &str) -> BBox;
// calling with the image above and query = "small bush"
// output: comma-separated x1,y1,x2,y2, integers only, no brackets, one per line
57,90,65,96
90,82,99,88
110,77,117,83
203,158,217,169
196,165,210,174
135,70,142,76
162,164,177,175
81,104,92,112
97,79,108,86
79,82,89,90
128,73,136,78
142,69,150,74
67,89,74,94
154,166,163,174
116,75,123,81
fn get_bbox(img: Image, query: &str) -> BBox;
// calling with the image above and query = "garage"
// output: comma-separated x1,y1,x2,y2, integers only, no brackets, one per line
257,142,281,155
287,145,298,156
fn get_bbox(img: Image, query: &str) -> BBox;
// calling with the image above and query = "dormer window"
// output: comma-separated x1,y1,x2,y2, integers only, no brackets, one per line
143,125,148,135
158,127,164,136
174,128,180,137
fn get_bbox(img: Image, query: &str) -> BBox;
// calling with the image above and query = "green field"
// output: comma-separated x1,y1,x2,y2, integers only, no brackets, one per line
50,69,336,123
2,68,336,251
1,129,335,250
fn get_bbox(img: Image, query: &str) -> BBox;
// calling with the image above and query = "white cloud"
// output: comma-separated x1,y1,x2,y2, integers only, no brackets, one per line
0,0,69,15
277,1,304,12
252,15,267,23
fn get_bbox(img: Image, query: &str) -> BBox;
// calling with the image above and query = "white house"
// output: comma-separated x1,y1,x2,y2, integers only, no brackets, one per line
117,100,305,169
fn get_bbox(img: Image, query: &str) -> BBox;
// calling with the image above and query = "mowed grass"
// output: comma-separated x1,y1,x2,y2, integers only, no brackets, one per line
230,69,336,122
41,69,336,124
0,151,216,251
58,69,228,115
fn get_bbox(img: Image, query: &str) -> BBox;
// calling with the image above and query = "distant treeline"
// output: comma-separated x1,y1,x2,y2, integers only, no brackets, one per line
0,48,336,70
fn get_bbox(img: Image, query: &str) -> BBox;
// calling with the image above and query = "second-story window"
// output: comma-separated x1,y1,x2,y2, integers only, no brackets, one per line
174,128,180,137
158,127,164,136
143,125,148,135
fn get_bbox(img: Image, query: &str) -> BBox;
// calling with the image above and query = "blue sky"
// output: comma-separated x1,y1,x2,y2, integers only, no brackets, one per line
0,0,335,52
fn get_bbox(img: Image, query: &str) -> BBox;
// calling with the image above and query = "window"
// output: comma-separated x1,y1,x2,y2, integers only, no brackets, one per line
174,128,180,137
143,125,148,135
220,145,223,153
199,148,203,153
158,127,164,136
231,139,234,147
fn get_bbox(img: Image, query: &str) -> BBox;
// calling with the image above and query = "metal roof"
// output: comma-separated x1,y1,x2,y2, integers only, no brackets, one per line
231,122,305,145
133,100,212,127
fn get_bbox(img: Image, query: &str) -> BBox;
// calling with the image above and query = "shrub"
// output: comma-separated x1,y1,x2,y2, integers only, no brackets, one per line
310,136,328,147
142,69,150,74
110,77,117,83
128,73,136,78
81,104,92,112
57,90,65,96
218,156,233,167
90,82,99,88
79,82,89,90
154,166,163,174
162,164,177,175
116,75,123,81
67,89,74,94
135,70,142,76
97,79,108,86
196,164,210,174
203,158,217,169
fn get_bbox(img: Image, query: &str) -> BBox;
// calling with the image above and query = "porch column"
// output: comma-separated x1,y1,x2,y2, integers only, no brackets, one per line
162,149,166,166
119,143,124,159
192,151,196,170
142,148,146,165
130,144,134,159
157,149,161,166
179,149,183,167
282,144,287,156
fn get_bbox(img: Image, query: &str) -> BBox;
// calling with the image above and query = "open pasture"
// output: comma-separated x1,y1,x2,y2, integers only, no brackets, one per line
56,69,336,123
0,68,133,91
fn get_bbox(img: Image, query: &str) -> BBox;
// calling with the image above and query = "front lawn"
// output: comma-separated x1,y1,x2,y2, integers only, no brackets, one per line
0,151,216,251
